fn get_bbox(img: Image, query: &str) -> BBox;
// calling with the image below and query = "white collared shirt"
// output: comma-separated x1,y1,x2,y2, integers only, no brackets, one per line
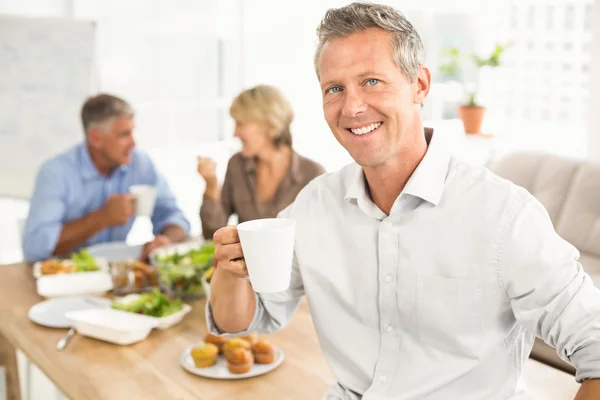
207,131,600,399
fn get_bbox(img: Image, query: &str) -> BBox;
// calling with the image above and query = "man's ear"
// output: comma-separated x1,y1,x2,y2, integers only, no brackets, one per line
413,65,431,105
87,128,103,149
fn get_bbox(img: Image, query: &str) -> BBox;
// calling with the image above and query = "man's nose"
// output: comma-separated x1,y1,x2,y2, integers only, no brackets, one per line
341,90,368,118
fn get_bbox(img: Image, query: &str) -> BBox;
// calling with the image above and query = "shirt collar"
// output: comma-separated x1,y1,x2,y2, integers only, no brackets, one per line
243,149,303,184
401,127,451,206
344,127,451,207
79,143,128,180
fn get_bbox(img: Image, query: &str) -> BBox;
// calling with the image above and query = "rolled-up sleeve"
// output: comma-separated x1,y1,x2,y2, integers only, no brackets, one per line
205,206,305,335
151,172,190,236
22,162,68,262
501,196,600,382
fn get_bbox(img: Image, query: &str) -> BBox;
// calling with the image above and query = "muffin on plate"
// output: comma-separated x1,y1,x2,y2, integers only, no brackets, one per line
204,333,228,353
251,340,276,364
226,347,254,374
241,333,258,346
190,343,219,368
222,338,251,355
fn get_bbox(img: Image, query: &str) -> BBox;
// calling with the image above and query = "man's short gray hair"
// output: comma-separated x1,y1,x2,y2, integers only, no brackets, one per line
81,93,134,135
314,2,425,82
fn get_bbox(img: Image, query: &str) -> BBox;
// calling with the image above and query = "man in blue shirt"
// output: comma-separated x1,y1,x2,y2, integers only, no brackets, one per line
23,93,190,262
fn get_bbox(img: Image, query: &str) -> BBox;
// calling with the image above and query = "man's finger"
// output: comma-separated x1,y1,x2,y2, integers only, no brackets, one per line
213,226,239,245
228,258,248,277
222,242,243,261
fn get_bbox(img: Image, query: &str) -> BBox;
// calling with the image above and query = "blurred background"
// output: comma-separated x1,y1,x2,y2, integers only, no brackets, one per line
0,0,597,259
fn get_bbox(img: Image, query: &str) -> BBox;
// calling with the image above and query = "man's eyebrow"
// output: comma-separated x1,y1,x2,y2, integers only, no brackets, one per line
320,79,338,89
357,71,383,79
321,71,384,88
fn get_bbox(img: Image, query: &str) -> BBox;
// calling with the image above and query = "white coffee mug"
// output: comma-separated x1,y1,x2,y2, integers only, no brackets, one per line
237,218,296,293
129,185,157,217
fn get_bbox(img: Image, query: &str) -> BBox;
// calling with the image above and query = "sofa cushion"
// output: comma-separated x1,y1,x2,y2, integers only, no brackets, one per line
555,162,600,259
490,152,580,225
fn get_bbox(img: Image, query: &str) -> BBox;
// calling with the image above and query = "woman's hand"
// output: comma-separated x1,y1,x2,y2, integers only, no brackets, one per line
197,157,217,185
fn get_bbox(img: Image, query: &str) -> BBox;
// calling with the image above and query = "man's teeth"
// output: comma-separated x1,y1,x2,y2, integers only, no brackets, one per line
350,122,382,135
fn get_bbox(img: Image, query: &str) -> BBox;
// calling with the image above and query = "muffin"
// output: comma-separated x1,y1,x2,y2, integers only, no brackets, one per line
226,347,254,374
251,340,276,364
222,338,251,355
190,343,219,368
241,334,258,346
204,333,228,353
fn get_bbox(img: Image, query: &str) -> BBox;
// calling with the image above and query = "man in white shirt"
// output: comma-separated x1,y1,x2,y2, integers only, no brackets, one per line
207,2,600,399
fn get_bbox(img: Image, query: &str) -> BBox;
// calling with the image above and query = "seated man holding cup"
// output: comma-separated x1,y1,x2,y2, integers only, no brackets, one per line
208,3,600,399
23,93,190,262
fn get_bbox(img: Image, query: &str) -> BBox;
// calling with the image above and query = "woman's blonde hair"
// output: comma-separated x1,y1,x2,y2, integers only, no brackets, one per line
229,85,294,148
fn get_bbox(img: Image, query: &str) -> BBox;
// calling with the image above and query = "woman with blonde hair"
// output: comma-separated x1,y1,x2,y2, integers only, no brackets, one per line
198,85,325,239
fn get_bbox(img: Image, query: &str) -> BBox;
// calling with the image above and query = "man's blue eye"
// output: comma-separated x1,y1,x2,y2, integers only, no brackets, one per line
367,79,379,86
328,87,342,94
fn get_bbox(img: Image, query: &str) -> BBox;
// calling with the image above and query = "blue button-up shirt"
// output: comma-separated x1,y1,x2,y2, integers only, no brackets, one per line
23,144,190,262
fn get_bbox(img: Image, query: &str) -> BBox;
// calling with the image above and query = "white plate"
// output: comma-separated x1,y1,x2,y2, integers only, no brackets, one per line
28,296,111,328
112,294,192,329
180,343,284,380
33,257,110,279
65,308,159,345
85,241,143,262
36,271,114,298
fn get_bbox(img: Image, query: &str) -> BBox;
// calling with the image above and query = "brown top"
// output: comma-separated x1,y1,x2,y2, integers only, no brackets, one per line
0,263,334,400
200,150,325,239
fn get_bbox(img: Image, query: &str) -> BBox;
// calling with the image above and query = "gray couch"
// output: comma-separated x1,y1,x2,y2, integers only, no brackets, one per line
490,151,600,375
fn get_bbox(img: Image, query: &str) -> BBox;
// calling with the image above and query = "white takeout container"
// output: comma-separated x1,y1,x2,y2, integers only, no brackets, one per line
36,271,113,298
65,308,160,345
33,257,110,279
112,294,193,330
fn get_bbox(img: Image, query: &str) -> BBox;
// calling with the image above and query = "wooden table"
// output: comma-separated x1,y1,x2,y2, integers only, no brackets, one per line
0,263,334,400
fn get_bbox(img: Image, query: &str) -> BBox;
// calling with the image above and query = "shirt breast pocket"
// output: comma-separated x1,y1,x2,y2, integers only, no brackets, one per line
415,274,484,356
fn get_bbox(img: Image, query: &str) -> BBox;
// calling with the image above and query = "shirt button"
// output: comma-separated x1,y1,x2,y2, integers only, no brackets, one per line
382,220,393,230
385,275,392,283
385,325,393,333
379,375,387,383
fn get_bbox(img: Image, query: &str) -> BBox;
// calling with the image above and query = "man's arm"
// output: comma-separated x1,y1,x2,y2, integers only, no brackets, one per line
53,209,108,256
576,379,600,400
55,194,135,256
160,224,187,243
210,263,257,333
207,206,305,336
500,196,600,388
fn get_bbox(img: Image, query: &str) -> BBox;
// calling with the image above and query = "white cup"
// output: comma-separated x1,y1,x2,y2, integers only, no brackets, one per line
129,185,157,217
237,218,296,293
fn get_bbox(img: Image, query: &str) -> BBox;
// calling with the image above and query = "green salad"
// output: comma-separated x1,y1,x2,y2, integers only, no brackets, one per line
111,289,183,317
71,249,99,272
155,241,215,296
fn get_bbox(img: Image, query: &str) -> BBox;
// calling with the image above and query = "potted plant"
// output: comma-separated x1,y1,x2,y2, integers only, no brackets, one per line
439,43,510,134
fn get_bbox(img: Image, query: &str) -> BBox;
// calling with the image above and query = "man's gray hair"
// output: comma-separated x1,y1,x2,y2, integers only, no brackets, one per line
81,93,134,135
314,2,424,82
